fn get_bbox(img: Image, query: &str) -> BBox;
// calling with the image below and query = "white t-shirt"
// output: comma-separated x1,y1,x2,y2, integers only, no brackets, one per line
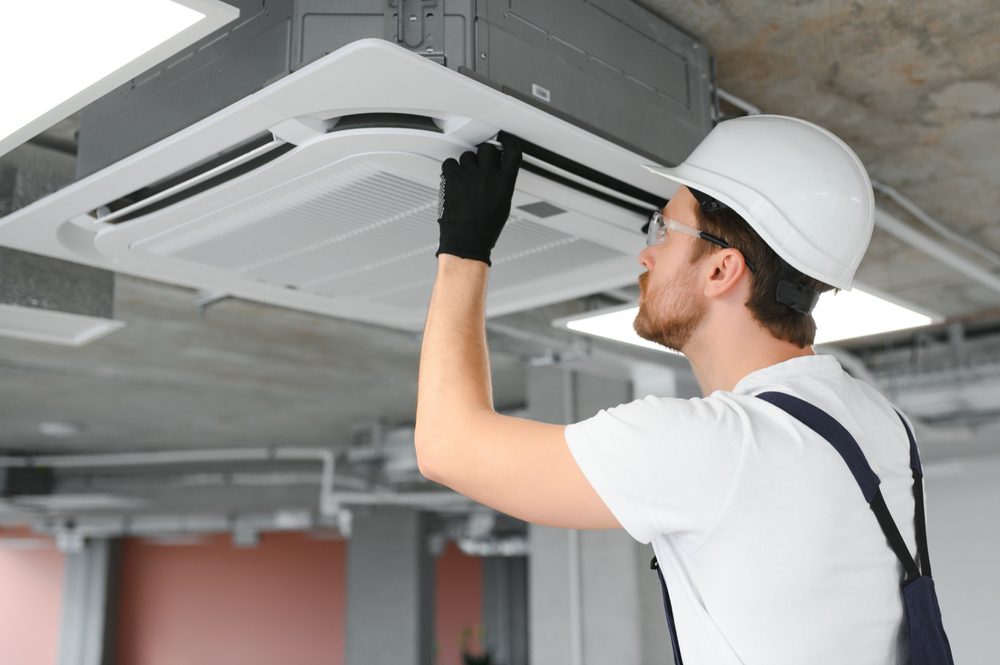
565,355,914,665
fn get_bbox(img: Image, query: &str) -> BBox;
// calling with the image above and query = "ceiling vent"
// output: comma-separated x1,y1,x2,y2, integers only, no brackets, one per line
0,2,714,330
0,247,123,345
0,144,123,345
1,466,55,499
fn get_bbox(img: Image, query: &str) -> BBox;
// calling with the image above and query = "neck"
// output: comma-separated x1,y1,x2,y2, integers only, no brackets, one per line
682,310,816,395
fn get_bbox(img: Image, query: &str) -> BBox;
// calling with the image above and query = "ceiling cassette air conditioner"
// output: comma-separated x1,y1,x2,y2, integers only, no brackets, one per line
0,39,692,330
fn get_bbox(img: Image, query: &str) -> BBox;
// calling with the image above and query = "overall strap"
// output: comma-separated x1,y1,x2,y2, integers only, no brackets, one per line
650,556,685,665
896,411,932,578
756,392,921,582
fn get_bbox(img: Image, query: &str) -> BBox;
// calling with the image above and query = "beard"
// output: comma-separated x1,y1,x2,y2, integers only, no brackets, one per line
633,271,706,353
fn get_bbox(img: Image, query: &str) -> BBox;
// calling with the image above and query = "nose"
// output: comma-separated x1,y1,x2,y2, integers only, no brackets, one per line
638,245,654,270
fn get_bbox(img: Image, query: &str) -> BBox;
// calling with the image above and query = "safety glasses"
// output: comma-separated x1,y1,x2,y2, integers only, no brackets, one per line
644,211,757,273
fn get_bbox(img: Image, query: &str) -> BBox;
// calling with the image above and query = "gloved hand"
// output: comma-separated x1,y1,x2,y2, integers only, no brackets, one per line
436,132,523,266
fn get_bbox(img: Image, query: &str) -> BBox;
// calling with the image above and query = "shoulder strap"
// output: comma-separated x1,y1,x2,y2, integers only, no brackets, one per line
756,391,922,582
896,411,932,577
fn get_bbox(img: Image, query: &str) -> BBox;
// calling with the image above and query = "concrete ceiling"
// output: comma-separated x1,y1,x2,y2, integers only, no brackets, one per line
0,274,535,453
639,0,1000,316
2,0,999,524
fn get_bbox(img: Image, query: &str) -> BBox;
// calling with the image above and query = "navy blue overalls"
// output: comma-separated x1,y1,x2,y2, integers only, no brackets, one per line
649,392,954,664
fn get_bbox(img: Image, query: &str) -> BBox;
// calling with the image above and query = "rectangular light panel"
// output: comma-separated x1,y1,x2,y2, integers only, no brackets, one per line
0,0,238,157
0,304,126,346
555,286,940,354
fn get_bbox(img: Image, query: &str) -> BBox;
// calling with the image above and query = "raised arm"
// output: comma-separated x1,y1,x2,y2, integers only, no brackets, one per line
413,136,619,530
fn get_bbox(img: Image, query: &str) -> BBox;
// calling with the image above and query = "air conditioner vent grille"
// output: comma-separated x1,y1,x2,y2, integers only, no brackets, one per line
134,162,627,309
371,222,622,308
489,233,623,291
310,249,435,300
138,165,439,277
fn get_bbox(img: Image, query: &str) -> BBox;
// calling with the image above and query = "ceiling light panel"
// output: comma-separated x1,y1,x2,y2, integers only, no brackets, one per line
812,287,939,344
555,286,940,355
0,304,125,346
0,0,238,156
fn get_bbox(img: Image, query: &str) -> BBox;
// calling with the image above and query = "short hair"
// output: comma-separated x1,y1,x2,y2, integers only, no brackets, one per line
687,197,836,347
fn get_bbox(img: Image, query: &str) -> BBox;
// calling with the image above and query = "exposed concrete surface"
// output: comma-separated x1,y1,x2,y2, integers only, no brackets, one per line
639,0,1000,314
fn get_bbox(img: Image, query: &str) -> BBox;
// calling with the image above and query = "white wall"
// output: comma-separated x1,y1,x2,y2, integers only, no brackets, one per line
923,454,1000,665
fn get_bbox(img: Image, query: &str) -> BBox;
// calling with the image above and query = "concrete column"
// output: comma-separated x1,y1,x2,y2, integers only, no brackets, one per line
526,365,677,665
345,506,434,665
57,538,120,665
482,556,528,665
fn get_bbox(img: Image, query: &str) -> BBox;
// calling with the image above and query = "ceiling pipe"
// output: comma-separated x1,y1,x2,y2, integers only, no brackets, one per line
873,207,1000,296
715,87,763,116
53,470,472,511
0,448,285,468
30,511,327,548
0,447,468,517
871,180,1000,268
818,345,978,448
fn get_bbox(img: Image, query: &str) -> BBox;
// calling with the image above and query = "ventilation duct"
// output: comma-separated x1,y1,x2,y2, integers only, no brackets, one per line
0,143,123,345
0,1,714,330
0,466,55,499
0,247,123,345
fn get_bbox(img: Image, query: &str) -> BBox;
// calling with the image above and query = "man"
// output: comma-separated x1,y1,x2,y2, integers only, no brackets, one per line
414,116,919,664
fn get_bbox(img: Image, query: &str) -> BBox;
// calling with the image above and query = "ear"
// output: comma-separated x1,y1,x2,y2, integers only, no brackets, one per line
703,249,750,300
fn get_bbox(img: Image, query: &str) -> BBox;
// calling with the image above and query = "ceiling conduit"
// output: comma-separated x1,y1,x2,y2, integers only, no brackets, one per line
0,447,470,518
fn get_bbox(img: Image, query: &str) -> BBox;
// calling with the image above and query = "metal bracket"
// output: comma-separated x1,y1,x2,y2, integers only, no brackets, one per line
387,0,444,62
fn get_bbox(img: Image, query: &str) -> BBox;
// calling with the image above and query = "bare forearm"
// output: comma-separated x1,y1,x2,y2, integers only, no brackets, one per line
415,255,494,460
413,255,618,529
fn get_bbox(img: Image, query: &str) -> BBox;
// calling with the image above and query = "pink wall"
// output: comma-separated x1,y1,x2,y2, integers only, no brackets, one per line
115,532,348,665
435,542,484,665
113,531,484,665
0,527,64,665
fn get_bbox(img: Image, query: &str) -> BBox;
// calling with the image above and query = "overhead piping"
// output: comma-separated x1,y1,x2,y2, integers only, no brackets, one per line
715,87,763,116
873,208,1000,296
816,345,979,448
0,447,469,516
871,180,1000,267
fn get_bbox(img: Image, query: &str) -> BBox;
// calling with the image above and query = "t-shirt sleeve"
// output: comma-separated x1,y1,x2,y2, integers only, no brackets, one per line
564,394,746,544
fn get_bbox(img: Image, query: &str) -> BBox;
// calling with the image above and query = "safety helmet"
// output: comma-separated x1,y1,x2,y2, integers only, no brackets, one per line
643,115,874,290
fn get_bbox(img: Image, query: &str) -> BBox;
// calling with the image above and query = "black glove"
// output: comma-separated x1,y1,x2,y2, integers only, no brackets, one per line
436,132,523,266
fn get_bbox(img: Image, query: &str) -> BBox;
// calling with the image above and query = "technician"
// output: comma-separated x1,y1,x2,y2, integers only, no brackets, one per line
414,116,948,664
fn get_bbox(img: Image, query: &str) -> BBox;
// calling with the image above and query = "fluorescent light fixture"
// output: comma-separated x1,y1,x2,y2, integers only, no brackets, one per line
14,494,147,511
554,286,940,353
0,0,238,157
38,420,85,437
556,303,682,355
812,286,939,344
0,303,126,346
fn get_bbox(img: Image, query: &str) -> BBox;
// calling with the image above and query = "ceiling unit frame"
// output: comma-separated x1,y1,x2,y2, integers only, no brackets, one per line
0,0,714,330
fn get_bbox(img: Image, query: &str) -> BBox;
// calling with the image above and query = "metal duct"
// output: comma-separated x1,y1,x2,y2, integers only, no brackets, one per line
0,247,113,318
0,144,123,345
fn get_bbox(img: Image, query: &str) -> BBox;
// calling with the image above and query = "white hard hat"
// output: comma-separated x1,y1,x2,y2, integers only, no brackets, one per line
643,115,874,290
